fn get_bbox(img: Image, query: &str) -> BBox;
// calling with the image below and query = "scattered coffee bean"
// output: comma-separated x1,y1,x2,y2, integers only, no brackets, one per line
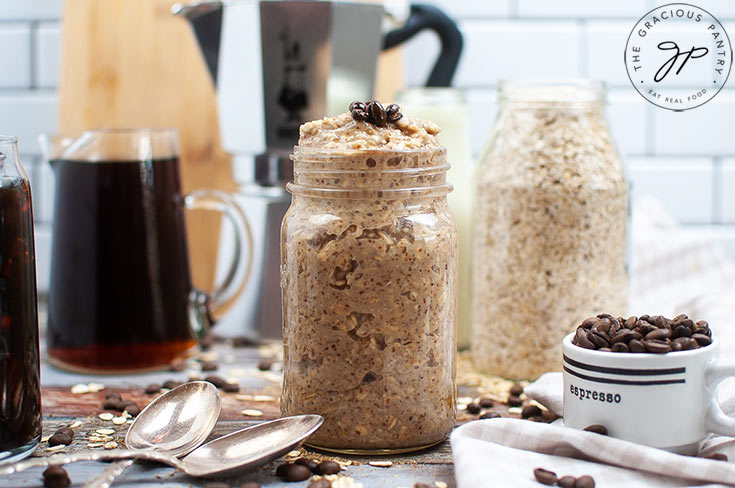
533,467,558,485
295,458,318,473
162,379,183,390
315,460,341,475
521,405,543,419
510,384,524,396
104,392,122,401
43,466,71,488
222,381,240,393
414,483,433,488
558,476,576,488
240,483,262,488
55,427,74,438
573,313,711,354
102,399,122,410
144,383,161,394
466,403,482,414
169,358,187,372
48,433,73,447
257,359,275,371
279,463,312,482
200,360,219,371
575,475,596,488
308,480,332,488
123,403,141,417
204,375,227,388
479,398,494,408
275,463,290,478
508,395,523,407
704,453,728,461
479,412,500,420
583,424,608,435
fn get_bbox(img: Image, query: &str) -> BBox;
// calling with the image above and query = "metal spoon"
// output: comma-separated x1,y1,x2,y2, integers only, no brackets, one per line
84,381,222,487
2,415,323,478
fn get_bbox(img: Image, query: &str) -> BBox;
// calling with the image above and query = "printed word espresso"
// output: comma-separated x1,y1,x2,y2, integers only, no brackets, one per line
569,384,622,404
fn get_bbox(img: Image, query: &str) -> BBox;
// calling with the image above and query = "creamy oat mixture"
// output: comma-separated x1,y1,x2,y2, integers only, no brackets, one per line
281,111,457,452
472,97,628,380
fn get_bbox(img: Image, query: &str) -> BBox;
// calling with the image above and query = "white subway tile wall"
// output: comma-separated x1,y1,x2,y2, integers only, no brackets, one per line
2,0,735,290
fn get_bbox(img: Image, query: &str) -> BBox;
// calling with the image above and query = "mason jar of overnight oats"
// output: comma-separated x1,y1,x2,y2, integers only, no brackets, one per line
281,103,457,454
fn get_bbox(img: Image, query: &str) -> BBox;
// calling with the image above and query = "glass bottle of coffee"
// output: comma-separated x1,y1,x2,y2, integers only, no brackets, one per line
0,136,41,463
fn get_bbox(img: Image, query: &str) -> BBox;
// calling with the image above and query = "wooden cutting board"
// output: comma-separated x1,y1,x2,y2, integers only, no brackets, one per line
58,0,233,290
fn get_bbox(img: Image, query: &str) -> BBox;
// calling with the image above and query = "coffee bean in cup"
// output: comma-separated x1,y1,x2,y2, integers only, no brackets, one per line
571,313,711,354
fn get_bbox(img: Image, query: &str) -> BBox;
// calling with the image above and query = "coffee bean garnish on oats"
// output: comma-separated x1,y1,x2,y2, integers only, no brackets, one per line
572,313,711,353
350,100,402,126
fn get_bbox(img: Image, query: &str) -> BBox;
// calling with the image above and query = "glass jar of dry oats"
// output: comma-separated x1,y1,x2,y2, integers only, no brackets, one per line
281,112,457,454
472,80,629,380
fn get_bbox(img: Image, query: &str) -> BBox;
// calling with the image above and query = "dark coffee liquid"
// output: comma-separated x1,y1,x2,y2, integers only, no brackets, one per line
0,177,41,455
47,157,197,372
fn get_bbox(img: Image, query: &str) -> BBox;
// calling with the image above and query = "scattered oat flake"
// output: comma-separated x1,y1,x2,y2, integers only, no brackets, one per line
98,413,114,421
508,407,522,415
96,428,115,435
87,442,104,448
41,435,51,443
457,396,473,404
199,351,218,362
240,409,263,417
104,441,119,449
368,461,393,467
112,416,127,425
69,421,83,429
87,382,105,392
332,476,363,488
285,450,302,458
70,384,89,394
46,445,66,452
253,395,276,402
434,482,448,488
188,372,202,380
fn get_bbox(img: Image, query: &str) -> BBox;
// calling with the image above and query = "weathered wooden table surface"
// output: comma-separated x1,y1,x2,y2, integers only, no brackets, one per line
2,342,539,488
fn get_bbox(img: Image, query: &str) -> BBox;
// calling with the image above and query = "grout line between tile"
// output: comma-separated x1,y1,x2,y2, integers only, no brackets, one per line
29,21,38,90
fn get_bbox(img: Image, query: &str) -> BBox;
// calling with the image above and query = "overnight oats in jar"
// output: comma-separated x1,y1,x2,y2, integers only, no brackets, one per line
281,102,457,454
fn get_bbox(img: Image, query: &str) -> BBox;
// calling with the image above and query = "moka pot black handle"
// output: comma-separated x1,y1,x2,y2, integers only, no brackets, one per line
382,3,463,87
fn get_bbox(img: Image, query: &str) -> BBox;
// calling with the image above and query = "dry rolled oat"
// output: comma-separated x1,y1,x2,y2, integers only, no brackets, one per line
472,81,628,379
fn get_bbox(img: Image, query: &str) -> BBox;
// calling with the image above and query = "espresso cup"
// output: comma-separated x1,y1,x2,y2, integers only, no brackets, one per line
562,332,735,454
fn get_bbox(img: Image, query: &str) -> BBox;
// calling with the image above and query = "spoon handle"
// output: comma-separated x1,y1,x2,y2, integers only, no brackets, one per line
81,459,135,488
0,450,183,475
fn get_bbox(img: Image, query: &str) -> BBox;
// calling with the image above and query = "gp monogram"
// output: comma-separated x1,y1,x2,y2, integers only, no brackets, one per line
625,3,733,110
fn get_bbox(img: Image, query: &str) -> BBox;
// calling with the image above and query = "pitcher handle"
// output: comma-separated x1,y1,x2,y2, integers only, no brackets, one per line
185,189,253,337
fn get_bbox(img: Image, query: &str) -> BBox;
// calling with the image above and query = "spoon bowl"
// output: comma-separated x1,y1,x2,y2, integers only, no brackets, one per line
126,381,222,457
182,414,324,477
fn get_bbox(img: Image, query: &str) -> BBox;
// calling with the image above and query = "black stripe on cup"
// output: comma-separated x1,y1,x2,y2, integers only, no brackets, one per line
563,366,686,386
563,354,685,376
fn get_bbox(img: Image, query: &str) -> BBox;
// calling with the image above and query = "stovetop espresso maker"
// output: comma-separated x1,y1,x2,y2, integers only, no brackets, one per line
173,0,461,340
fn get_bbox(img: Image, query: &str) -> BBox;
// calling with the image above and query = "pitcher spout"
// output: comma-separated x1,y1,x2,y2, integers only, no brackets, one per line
172,1,224,84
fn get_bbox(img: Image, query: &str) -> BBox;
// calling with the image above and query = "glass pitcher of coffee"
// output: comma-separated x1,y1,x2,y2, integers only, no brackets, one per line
39,129,251,373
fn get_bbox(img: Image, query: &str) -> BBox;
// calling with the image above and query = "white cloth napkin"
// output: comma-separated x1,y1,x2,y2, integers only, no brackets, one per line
450,197,735,487
451,372,735,487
